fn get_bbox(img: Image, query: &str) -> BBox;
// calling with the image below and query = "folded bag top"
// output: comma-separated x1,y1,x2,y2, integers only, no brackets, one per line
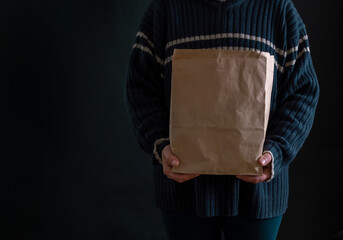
170,49,274,175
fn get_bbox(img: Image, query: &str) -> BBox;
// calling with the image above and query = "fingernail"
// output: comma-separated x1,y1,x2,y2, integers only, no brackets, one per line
261,159,266,165
172,160,177,166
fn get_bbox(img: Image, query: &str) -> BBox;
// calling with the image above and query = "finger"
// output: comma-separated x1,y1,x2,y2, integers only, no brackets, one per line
236,175,266,184
167,155,180,167
163,153,179,167
169,173,200,183
236,176,261,184
258,153,272,166
163,148,180,167
163,161,197,181
162,162,173,178
262,164,272,180
169,172,199,179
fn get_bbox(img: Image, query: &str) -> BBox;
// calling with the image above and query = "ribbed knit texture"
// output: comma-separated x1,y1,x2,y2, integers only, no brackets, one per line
124,0,319,218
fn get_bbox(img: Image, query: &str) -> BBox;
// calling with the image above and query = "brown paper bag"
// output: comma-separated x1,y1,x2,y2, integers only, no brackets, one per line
170,49,274,175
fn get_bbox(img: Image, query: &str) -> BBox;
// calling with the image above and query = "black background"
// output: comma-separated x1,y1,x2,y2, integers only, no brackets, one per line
1,0,342,239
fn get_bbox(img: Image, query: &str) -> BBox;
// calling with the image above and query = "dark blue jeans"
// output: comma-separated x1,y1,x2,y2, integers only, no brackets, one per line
161,210,283,240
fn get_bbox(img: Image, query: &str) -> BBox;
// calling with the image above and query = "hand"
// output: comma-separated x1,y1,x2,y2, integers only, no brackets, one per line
161,144,199,183
236,153,272,184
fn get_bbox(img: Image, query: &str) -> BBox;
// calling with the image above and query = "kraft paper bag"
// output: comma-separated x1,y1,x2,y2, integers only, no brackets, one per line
170,49,274,175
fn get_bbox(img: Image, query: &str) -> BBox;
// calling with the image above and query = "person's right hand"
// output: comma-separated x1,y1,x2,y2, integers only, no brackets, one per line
161,144,199,183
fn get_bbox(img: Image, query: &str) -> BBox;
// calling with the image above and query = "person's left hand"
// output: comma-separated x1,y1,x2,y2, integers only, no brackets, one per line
236,153,272,184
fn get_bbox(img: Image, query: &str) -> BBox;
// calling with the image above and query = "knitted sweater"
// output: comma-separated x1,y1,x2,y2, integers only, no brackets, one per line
124,0,319,218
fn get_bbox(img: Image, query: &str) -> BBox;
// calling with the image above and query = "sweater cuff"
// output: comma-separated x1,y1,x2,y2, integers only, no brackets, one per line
262,150,274,182
263,139,283,179
153,138,170,164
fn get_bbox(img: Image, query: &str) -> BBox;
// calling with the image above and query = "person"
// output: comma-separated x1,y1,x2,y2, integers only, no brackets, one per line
124,0,319,239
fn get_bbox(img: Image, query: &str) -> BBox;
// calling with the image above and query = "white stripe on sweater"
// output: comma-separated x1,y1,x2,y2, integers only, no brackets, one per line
133,43,164,65
136,31,154,49
165,33,309,59
163,46,287,72
134,32,310,73
133,43,153,56
286,35,309,55
284,47,310,67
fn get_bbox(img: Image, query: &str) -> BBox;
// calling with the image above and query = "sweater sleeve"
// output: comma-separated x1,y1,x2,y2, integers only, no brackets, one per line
124,0,169,160
263,2,320,178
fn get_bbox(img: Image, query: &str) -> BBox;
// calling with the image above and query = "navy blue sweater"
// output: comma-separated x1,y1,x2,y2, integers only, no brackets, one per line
125,0,319,218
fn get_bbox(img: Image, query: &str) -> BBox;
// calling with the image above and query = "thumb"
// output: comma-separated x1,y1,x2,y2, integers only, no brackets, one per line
258,153,272,166
169,155,179,167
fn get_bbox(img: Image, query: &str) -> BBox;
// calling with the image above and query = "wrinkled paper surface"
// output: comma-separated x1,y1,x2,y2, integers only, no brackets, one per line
170,49,274,175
